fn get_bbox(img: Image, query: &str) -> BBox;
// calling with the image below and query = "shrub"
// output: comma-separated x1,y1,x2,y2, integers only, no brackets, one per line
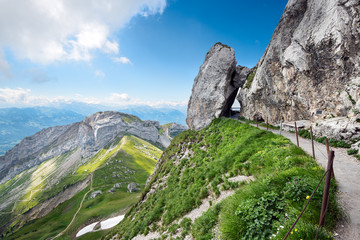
298,129,311,139
315,137,351,148
234,191,284,239
347,149,359,155
284,176,311,202
348,94,356,105
329,139,351,148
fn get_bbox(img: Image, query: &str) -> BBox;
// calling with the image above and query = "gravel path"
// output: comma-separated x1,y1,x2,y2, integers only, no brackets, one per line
250,122,360,239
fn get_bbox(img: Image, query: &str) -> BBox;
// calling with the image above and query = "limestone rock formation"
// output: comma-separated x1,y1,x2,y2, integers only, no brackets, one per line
90,190,103,199
0,111,185,184
186,43,252,130
237,0,360,124
312,117,360,141
127,182,138,192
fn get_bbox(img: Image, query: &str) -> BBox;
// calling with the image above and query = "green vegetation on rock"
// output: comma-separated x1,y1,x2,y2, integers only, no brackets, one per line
120,114,142,123
347,148,359,155
244,67,257,89
106,118,340,240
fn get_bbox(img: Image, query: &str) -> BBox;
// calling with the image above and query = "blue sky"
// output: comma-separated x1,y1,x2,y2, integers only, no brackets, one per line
0,0,288,109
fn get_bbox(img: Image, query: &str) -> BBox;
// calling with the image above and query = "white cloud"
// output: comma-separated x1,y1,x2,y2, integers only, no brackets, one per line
0,0,167,64
0,88,48,105
104,40,119,54
0,88,186,108
108,93,130,103
112,56,132,64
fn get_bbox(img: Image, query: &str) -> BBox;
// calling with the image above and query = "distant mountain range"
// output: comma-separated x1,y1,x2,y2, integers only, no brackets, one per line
118,106,186,125
0,105,187,155
0,107,85,156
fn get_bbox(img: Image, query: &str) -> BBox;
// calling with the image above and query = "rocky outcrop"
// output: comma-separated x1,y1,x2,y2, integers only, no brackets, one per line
186,43,252,130
127,182,138,192
0,111,185,184
237,0,360,124
312,117,360,141
90,190,103,199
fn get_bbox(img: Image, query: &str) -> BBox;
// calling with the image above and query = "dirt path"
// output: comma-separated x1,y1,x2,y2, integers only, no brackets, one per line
49,173,94,240
50,137,128,239
248,122,360,239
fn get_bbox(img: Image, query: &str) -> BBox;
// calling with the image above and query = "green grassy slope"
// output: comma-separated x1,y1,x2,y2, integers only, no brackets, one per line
106,118,340,240
2,135,161,240
0,148,83,230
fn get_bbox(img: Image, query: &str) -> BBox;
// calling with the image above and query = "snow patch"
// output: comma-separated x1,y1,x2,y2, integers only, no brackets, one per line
76,222,99,237
101,215,125,230
75,214,125,238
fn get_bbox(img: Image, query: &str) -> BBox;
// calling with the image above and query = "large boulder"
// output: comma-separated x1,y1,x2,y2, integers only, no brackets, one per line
238,0,360,124
127,182,138,192
187,43,251,130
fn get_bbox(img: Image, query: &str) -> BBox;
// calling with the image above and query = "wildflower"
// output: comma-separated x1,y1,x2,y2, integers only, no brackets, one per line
306,195,310,199
295,229,298,232
291,231,293,234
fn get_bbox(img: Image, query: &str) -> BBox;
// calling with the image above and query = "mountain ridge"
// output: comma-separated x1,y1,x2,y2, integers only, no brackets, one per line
0,111,187,184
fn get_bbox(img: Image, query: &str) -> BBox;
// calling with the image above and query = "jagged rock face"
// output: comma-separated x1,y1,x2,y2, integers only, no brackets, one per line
187,43,252,130
0,111,180,184
0,124,80,184
78,112,165,157
238,0,360,124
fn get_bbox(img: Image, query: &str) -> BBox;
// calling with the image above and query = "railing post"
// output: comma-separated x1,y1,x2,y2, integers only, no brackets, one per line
324,139,335,178
318,150,335,227
310,126,315,159
295,121,299,147
280,121,282,135
325,138,330,156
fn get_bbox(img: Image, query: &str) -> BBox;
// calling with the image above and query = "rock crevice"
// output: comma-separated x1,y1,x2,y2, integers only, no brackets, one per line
186,43,253,130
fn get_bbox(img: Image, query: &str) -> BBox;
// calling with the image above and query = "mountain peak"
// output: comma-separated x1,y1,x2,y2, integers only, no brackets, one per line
0,111,180,184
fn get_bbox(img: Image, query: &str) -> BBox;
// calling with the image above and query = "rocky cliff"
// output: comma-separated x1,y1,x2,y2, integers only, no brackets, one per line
0,111,179,184
186,43,253,130
238,0,360,123
187,0,360,134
